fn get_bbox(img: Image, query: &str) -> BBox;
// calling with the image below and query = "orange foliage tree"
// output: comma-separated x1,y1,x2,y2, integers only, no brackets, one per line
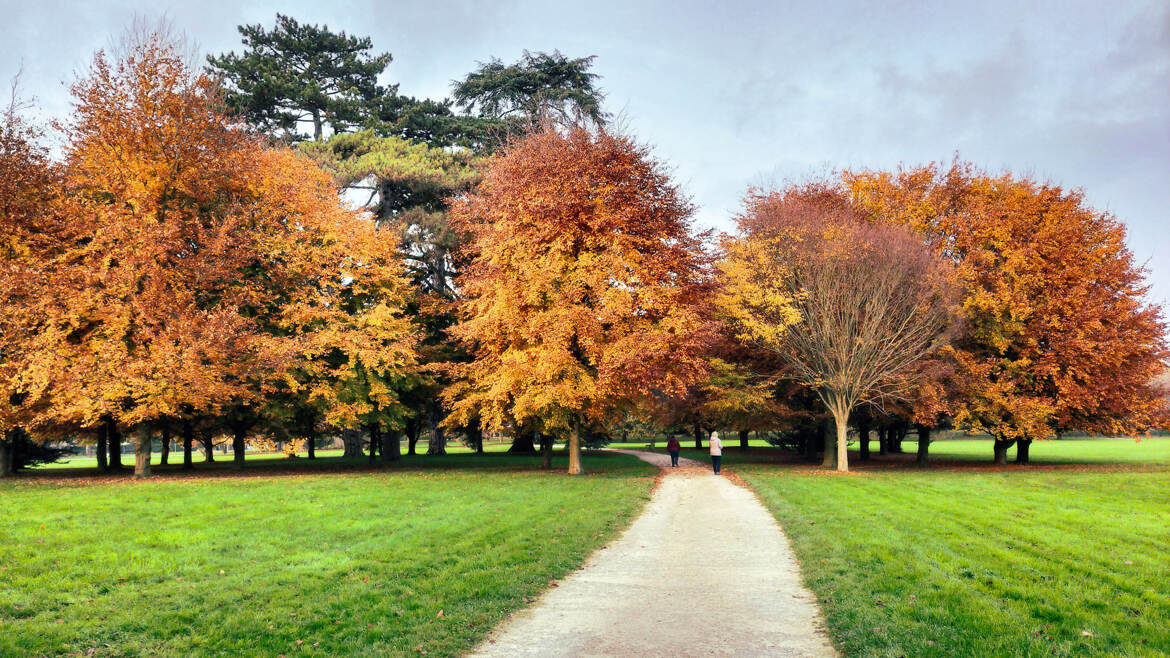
0,89,67,476
847,163,1169,463
10,32,418,478
446,126,712,474
718,189,957,472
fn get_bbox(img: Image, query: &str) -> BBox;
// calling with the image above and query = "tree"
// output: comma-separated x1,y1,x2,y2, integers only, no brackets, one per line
0,81,64,477
303,130,482,457
846,164,1169,463
18,31,420,479
207,14,390,141
446,126,711,474
718,189,957,472
452,50,607,129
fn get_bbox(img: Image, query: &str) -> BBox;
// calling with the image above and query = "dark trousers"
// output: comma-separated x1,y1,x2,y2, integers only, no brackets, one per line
712,455,722,474
669,450,680,466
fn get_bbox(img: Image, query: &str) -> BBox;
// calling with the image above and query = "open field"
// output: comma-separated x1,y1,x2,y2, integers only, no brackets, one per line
0,452,655,656
722,439,1170,656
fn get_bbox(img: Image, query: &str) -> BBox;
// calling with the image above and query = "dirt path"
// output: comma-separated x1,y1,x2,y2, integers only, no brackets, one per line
471,450,837,657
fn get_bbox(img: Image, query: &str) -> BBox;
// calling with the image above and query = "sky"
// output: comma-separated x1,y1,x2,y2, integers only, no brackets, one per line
3,0,1168,304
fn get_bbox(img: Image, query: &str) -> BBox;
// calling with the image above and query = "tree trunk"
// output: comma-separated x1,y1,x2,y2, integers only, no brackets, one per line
1016,438,1032,465
159,427,171,466
232,427,246,468
96,427,109,472
541,433,553,470
0,432,13,478
993,438,1014,465
201,431,215,463
134,424,152,479
407,422,420,455
306,430,316,459
181,421,194,470
858,418,871,461
567,421,583,475
888,424,901,453
508,428,537,454
878,426,888,456
471,423,484,455
915,424,931,466
821,417,837,469
738,429,750,453
692,422,702,450
382,429,400,462
106,418,123,470
367,423,380,464
832,408,849,473
341,428,363,459
425,405,446,456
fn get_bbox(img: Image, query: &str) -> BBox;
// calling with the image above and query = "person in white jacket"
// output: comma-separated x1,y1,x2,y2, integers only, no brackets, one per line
709,431,723,474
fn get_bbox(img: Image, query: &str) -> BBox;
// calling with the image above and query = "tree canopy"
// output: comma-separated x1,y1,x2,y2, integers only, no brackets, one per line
207,14,391,141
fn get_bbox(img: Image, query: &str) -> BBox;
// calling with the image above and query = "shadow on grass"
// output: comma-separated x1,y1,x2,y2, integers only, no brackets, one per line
7,449,645,485
634,442,1170,474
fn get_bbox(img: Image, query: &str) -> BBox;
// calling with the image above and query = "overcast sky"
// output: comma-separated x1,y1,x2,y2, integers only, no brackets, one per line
3,0,1167,304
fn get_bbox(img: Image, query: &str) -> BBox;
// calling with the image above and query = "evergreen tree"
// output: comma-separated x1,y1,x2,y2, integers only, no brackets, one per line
207,14,390,141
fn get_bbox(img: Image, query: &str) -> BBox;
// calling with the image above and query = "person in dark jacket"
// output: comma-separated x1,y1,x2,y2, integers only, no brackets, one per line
666,436,681,467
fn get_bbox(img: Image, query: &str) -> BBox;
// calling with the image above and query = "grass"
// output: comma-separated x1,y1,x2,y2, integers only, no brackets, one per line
724,438,1170,657
0,451,656,657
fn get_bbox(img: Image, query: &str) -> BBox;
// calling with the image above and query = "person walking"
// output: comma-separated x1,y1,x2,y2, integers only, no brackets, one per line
709,431,723,474
666,435,681,467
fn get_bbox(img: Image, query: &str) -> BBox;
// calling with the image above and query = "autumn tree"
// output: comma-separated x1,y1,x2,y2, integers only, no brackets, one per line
208,14,390,141
446,126,711,474
303,130,481,456
22,31,420,478
718,189,957,472
0,83,65,477
846,163,1169,463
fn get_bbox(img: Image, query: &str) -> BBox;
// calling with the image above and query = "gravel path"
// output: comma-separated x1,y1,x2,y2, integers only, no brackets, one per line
470,449,837,657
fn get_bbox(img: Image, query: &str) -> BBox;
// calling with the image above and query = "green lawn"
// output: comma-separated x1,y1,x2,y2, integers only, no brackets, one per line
0,452,655,657
727,438,1170,657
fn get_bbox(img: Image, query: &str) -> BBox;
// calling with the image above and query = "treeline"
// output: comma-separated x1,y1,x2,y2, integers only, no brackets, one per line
1,17,1166,478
